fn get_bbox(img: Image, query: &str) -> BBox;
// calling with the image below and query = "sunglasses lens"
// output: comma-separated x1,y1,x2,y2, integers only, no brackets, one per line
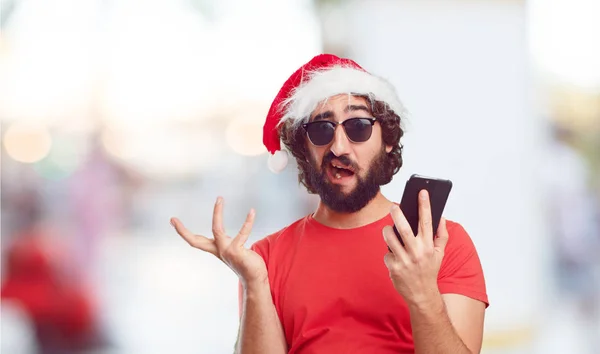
344,118,373,142
306,122,335,146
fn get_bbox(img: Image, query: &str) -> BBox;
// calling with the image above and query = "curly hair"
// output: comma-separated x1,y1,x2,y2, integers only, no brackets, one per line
279,96,404,194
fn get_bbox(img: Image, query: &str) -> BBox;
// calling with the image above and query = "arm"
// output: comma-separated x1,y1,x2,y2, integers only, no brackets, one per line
408,293,485,354
170,197,287,354
236,278,288,354
383,190,487,354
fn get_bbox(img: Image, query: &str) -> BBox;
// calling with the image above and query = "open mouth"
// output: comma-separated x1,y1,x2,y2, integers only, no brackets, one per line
328,160,355,180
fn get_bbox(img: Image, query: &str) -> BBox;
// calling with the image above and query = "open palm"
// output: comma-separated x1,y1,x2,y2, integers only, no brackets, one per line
171,197,267,286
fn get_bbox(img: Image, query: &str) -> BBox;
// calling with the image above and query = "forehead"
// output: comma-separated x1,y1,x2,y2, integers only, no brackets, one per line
311,94,371,117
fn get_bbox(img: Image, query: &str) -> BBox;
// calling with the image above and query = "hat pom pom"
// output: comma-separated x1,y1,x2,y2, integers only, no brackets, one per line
268,150,289,173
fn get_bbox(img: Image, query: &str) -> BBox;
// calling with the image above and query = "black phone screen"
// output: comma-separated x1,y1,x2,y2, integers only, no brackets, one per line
393,174,453,247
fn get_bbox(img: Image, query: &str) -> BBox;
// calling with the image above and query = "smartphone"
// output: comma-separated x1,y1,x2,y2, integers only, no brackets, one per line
393,174,453,247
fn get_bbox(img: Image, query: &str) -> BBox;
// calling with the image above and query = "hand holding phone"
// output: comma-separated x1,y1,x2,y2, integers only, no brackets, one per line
393,174,452,247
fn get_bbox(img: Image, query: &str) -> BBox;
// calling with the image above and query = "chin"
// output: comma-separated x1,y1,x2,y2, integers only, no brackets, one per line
337,184,359,195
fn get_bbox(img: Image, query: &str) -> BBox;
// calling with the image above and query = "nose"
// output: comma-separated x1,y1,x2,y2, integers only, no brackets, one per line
330,124,351,157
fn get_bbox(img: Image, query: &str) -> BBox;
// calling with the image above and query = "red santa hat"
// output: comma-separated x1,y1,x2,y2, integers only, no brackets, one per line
263,54,405,173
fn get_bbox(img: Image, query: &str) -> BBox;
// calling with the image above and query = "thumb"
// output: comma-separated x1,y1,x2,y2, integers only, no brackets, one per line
434,218,449,250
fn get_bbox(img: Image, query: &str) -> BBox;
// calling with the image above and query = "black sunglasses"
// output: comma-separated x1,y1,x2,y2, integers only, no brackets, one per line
302,118,377,146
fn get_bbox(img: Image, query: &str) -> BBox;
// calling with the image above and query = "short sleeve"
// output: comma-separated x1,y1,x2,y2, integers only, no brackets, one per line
437,221,489,307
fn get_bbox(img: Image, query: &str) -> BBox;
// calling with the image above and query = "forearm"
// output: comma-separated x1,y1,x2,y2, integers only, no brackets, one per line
237,279,287,354
409,292,472,354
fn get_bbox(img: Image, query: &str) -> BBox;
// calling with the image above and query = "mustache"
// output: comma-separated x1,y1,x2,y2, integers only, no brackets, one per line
321,152,358,171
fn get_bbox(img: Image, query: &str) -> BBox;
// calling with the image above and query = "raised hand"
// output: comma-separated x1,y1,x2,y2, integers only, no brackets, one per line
171,197,268,287
382,190,450,306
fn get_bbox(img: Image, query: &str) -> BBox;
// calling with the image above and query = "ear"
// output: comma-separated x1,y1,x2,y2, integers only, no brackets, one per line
385,144,393,153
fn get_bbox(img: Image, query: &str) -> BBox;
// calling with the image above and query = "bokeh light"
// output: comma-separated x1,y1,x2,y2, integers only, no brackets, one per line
33,133,91,180
101,128,139,161
3,122,52,163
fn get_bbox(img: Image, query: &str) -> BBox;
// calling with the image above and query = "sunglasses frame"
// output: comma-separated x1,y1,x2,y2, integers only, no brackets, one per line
302,117,377,146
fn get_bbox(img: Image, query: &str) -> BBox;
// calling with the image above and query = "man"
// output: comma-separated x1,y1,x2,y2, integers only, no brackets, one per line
171,54,488,353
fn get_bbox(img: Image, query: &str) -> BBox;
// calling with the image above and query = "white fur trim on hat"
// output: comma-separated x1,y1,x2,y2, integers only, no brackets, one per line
267,150,289,173
279,66,406,128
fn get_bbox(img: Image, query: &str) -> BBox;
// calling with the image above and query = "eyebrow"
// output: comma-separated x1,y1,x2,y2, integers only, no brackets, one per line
312,111,334,122
345,104,371,114
311,104,372,121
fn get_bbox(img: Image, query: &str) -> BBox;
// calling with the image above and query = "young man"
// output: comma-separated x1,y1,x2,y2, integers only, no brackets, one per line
171,54,488,354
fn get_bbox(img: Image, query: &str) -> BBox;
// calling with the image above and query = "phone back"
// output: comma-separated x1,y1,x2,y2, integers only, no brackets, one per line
399,175,453,239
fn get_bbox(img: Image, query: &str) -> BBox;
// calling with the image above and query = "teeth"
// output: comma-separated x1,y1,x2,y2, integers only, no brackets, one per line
335,173,341,179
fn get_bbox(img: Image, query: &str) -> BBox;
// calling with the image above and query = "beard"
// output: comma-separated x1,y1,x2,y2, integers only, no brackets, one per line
307,147,388,213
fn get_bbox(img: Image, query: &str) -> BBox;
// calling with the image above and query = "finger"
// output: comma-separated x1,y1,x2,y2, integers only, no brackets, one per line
382,225,409,261
383,252,396,270
390,204,417,250
417,189,433,244
171,217,218,256
232,209,255,248
434,217,450,251
212,197,228,245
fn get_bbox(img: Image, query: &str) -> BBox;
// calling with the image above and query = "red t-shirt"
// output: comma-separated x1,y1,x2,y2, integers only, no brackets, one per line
243,214,488,354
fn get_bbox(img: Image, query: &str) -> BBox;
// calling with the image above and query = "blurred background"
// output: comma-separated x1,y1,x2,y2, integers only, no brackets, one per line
1,0,599,353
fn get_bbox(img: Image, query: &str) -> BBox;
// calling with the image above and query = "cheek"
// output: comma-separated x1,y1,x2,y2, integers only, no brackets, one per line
307,146,325,168
370,126,386,155
356,142,384,171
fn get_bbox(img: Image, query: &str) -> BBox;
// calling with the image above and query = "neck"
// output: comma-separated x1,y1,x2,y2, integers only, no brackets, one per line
312,191,393,229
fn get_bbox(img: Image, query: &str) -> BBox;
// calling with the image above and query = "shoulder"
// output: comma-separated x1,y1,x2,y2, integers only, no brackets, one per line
250,215,310,257
439,219,489,305
439,219,482,275
445,219,476,251
446,219,467,235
